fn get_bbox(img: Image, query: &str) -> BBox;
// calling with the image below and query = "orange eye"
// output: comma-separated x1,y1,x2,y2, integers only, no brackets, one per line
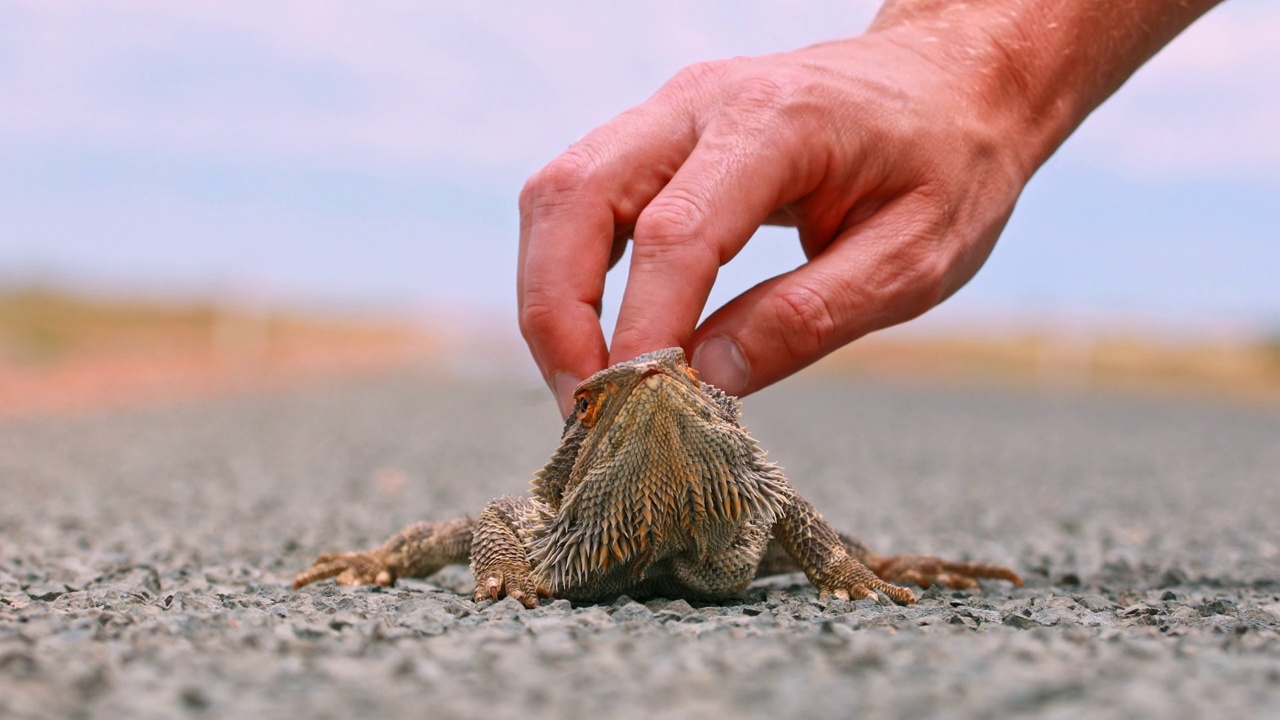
574,393,600,428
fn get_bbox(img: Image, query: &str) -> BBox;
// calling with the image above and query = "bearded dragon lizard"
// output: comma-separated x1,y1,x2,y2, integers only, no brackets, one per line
294,348,1020,606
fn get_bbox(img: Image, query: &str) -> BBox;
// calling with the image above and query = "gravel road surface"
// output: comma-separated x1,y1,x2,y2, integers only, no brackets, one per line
2,370,1278,719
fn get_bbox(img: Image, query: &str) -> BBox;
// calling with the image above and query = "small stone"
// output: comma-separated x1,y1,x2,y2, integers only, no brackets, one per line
852,596,881,610
610,601,652,622
653,598,695,620
1002,613,1041,629
919,583,948,602
1199,598,1237,617
1120,603,1160,618
1076,594,1117,613
482,596,526,619
24,584,66,602
181,686,211,709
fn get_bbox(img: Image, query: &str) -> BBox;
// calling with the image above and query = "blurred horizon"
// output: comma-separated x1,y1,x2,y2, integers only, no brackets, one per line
4,286,1279,421
2,0,1278,349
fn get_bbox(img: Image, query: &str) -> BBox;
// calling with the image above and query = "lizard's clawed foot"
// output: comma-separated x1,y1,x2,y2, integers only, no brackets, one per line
818,556,918,605
871,554,1022,590
471,561,548,609
293,551,396,589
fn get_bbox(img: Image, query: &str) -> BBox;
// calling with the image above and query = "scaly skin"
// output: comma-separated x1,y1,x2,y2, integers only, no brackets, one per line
294,348,1021,606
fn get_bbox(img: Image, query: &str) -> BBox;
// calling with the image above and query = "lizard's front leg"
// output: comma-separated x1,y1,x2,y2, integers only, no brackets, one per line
293,517,472,589
470,496,548,608
773,496,918,604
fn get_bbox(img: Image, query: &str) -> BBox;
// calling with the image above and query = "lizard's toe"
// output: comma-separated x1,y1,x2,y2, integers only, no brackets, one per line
819,585,878,602
875,554,1021,590
933,572,979,590
819,557,916,605
293,551,393,589
473,565,541,608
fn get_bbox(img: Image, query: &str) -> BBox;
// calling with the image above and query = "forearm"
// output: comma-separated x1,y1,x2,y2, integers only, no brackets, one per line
867,0,1225,176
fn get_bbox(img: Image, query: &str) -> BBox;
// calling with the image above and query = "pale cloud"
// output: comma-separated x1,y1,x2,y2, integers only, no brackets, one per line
1069,1,1280,181
3,0,1270,185
0,1,878,180
0,1,1274,323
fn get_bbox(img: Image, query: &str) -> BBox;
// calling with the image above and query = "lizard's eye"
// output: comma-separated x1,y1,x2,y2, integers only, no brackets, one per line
574,393,600,428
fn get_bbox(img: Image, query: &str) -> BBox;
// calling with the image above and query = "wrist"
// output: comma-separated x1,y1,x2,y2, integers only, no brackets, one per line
866,0,1223,176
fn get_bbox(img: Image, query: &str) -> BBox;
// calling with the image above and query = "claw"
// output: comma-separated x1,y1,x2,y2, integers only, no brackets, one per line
882,584,916,605
471,563,543,608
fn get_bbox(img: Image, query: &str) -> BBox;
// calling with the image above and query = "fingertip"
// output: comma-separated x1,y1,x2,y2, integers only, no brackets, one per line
520,298,608,416
690,335,749,395
553,372,582,419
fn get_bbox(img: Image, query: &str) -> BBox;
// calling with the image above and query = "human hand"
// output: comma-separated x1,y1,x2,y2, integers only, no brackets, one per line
517,0,1218,416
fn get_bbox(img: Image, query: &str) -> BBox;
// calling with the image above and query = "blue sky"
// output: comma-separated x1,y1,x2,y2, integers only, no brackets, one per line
1,1,1276,338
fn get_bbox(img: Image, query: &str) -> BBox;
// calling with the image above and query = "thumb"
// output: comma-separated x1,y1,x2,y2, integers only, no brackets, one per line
690,193,970,395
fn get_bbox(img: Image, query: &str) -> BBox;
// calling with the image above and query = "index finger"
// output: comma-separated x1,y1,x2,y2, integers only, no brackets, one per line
608,98,817,365
518,101,698,415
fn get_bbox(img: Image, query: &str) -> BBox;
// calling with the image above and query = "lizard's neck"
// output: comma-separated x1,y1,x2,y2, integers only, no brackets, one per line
529,416,586,510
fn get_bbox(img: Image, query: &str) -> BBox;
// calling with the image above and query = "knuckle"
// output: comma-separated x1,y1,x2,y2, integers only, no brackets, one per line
520,149,600,210
609,322,663,361
769,284,839,359
518,286,560,340
664,59,731,97
636,194,698,242
708,66,821,143
875,241,949,320
731,73,791,114
632,190,713,260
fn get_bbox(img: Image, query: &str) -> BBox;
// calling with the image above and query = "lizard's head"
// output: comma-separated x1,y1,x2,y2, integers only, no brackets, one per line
569,347,712,431
530,347,745,508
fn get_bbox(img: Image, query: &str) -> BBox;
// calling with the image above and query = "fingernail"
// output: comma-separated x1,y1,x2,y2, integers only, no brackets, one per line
692,336,749,395
552,372,581,418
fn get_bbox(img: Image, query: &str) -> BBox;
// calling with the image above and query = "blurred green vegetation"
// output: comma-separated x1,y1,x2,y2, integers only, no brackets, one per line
0,287,212,365
0,286,427,371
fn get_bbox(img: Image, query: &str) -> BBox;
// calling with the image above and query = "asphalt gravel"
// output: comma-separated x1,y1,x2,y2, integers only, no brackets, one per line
2,369,1278,719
